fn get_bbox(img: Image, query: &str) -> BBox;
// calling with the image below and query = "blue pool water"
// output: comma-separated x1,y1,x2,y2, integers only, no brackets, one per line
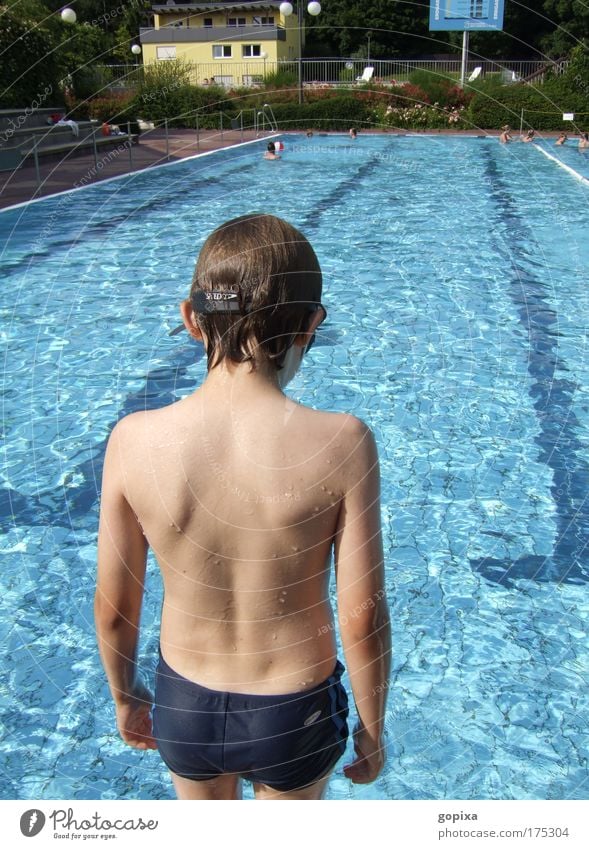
1,134,588,800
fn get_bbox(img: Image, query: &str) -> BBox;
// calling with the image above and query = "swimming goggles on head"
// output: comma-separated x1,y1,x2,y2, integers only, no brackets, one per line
169,293,326,339
305,303,327,353
191,288,252,315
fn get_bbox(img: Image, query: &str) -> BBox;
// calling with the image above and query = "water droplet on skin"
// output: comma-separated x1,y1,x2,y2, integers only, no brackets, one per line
291,545,299,552
313,506,320,513
328,490,334,496
279,598,285,604
272,633,277,640
213,560,220,566
320,485,327,492
326,459,332,465
232,645,237,652
175,527,182,533
281,590,287,595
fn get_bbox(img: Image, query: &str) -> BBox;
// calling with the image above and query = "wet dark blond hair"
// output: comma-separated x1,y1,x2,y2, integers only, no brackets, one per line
189,214,322,370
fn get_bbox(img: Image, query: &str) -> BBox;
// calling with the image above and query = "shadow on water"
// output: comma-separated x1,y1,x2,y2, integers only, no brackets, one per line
0,343,204,533
1,323,341,535
469,148,589,588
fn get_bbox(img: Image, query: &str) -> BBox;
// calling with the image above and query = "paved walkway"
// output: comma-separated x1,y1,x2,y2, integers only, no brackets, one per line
0,128,261,210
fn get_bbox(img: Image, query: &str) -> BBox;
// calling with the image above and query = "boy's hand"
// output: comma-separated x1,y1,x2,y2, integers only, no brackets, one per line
343,723,385,784
115,683,158,750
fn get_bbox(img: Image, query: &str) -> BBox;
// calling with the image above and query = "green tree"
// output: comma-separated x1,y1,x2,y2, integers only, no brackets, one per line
0,1,63,108
541,1,589,56
305,0,433,58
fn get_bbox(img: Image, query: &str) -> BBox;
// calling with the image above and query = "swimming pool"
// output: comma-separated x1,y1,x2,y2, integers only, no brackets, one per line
1,134,588,800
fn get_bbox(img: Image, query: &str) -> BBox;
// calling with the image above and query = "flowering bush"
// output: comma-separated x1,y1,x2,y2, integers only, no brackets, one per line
372,101,469,130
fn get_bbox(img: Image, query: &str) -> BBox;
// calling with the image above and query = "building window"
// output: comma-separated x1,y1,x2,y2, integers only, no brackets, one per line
203,18,213,27
213,44,232,58
253,15,275,25
242,44,262,58
156,45,176,60
227,17,246,27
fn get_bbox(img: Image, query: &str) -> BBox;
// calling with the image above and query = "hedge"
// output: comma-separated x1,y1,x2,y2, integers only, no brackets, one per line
466,82,589,131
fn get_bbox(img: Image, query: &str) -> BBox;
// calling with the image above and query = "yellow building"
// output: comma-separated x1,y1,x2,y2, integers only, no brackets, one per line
140,2,301,86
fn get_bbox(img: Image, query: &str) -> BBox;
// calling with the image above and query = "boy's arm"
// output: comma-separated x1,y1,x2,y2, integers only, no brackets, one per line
95,418,156,750
334,417,391,784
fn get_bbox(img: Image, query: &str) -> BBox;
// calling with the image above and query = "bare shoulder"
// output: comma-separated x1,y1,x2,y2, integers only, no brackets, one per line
300,407,378,472
306,408,374,443
105,403,181,462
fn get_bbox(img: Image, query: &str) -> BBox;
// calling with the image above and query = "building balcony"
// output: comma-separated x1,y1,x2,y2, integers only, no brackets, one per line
139,25,286,44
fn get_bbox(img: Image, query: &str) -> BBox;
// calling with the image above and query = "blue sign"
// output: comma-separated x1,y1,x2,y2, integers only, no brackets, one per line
429,0,505,31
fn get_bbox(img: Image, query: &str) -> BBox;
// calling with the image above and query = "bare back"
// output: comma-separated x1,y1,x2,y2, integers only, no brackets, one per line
118,377,356,695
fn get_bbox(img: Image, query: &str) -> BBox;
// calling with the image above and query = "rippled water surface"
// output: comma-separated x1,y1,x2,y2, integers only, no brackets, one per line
1,135,588,800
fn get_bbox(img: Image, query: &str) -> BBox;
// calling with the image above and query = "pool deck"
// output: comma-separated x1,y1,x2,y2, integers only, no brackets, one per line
0,128,570,211
0,128,263,211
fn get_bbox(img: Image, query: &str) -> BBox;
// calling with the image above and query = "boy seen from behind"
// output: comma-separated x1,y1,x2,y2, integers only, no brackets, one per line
95,214,391,800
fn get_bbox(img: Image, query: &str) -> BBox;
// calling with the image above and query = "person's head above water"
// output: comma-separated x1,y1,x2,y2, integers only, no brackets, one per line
181,214,324,377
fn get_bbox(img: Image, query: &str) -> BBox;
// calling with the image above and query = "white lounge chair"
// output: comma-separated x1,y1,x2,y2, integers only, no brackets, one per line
356,66,374,84
468,66,482,82
501,69,520,84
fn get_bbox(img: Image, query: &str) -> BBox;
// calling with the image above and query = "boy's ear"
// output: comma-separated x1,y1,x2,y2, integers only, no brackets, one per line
180,299,204,342
293,308,324,348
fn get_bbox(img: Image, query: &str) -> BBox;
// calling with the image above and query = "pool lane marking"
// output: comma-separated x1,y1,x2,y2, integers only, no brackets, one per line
533,144,589,186
300,144,396,232
469,146,589,586
0,159,262,279
0,135,281,213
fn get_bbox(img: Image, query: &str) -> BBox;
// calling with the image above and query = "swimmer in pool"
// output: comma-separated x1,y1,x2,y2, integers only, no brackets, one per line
579,132,589,150
264,141,281,160
555,132,568,145
95,213,391,800
499,125,512,144
522,129,536,143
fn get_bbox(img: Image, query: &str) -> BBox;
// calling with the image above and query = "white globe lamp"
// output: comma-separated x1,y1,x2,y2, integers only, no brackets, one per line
61,8,77,24
131,44,142,55
307,2,321,15
279,2,294,15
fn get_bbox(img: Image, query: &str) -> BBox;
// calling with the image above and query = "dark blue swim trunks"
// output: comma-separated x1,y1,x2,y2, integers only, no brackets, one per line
153,651,349,791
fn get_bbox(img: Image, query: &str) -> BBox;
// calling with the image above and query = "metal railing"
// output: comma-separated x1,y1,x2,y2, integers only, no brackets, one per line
98,57,558,90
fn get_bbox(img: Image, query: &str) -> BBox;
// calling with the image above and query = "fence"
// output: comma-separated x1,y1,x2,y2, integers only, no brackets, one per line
98,57,561,90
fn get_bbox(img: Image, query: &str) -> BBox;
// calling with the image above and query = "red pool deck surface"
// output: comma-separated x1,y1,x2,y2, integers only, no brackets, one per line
0,128,262,211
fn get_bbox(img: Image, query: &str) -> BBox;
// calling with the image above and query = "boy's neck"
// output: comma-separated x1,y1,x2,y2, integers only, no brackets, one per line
200,358,284,399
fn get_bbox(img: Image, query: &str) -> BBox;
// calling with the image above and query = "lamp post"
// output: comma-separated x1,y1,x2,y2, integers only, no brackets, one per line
131,43,142,67
261,49,267,80
279,2,321,105
367,31,372,65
